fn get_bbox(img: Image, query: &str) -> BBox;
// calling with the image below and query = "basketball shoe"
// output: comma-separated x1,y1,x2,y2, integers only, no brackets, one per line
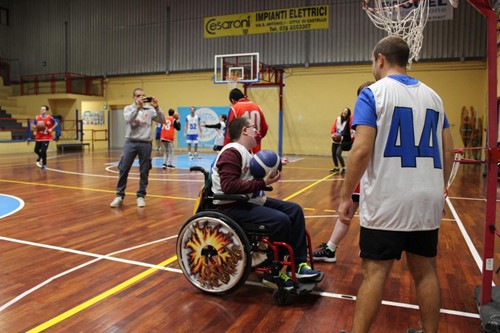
110,197,123,208
313,243,336,263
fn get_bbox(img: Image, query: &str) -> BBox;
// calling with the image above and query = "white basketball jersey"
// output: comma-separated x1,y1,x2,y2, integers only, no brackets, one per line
186,114,199,135
211,142,266,206
354,75,447,231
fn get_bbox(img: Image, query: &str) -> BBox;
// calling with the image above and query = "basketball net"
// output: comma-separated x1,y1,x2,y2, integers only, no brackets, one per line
363,0,430,66
225,75,239,90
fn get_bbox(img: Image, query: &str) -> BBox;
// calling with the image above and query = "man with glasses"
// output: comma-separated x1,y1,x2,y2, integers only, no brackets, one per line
110,88,165,208
211,116,322,289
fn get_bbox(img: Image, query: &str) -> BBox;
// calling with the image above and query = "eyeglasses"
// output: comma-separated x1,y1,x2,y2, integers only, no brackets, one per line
245,125,256,129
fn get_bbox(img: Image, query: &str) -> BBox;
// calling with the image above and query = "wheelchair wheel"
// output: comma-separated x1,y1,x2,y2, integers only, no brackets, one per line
177,211,252,295
273,289,292,306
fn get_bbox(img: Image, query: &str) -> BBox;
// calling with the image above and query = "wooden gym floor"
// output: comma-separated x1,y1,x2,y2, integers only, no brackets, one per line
0,148,498,332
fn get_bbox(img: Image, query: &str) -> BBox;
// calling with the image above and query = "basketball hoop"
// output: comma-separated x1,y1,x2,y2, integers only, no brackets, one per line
362,0,430,66
225,75,239,90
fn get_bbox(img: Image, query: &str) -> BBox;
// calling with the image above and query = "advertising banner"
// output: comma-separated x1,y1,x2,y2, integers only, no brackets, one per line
204,5,329,38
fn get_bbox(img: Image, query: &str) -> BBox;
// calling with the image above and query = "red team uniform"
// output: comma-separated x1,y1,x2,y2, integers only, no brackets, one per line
34,115,56,141
160,115,176,142
224,98,268,154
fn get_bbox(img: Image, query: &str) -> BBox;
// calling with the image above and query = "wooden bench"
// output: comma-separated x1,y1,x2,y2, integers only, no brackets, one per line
56,142,90,153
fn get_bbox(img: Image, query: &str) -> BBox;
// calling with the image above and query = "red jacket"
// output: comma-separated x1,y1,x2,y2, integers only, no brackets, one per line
224,98,268,153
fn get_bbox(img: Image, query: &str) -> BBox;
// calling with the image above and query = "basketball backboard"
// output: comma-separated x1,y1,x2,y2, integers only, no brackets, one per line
214,52,260,84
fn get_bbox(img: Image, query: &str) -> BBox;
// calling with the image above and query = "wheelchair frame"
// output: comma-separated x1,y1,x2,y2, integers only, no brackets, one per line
176,166,321,305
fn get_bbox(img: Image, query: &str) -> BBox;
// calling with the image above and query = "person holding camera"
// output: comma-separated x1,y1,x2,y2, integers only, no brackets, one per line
110,88,165,208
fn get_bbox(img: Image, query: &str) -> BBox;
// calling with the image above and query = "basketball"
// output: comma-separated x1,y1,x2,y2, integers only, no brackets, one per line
332,132,341,143
36,121,46,131
173,112,179,120
249,150,282,179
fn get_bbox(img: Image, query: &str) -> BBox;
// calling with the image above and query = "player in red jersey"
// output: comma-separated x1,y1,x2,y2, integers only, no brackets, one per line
224,88,268,154
160,109,181,169
32,105,58,169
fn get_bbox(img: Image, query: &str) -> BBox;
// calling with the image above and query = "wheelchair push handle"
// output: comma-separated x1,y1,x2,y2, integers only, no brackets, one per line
190,166,209,179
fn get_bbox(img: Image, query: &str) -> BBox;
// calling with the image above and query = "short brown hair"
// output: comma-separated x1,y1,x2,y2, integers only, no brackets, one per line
228,117,249,141
373,36,409,68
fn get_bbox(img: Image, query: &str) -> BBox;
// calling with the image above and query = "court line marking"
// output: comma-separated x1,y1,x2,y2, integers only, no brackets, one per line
0,179,196,201
0,194,25,219
26,255,179,333
244,281,480,319
283,173,335,201
446,197,486,276
0,235,180,313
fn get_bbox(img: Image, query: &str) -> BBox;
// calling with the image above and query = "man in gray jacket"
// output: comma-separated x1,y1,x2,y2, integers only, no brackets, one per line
110,88,165,208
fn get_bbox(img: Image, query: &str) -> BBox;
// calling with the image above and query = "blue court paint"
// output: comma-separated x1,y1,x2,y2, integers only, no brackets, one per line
0,194,25,219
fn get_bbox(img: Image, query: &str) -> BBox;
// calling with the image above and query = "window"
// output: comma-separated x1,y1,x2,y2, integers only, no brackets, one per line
0,7,9,26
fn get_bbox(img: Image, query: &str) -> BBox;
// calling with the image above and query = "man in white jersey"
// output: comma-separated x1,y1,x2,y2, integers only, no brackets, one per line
337,36,455,333
184,106,202,159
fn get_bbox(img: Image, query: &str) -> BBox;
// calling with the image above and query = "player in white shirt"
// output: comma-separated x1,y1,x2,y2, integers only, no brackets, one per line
184,106,202,159
337,36,455,333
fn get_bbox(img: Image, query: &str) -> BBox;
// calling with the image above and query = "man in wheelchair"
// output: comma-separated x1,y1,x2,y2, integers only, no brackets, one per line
210,116,323,289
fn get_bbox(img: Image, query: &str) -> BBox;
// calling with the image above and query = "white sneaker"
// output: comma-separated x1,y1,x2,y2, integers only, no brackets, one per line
36,161,42,168
137,197,146,207
188,153,193,160
110,197,123,208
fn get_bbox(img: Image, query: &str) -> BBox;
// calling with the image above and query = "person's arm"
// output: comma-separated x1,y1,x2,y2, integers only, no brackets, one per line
49,116,58,132
217,148,267,194
204,123,222,129
152,105,165,124
174,119,181,131
184,117,188,135
331,120,337,135
123,104,140,122
338,124,376,223
442,126,455,189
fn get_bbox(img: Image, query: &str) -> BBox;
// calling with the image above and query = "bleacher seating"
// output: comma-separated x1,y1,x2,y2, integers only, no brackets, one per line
0,108,29,141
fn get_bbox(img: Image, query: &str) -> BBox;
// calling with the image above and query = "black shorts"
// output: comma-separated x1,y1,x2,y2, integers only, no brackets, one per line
359,227,439,260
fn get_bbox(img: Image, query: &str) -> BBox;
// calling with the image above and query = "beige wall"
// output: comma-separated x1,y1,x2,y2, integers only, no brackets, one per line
105,61,488,156
1,60,491,155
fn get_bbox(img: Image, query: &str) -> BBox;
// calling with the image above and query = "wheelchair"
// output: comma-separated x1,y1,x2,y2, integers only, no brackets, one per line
176,166,323,305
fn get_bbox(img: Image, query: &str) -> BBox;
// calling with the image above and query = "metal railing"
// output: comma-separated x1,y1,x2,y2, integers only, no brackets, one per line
19,72,103,96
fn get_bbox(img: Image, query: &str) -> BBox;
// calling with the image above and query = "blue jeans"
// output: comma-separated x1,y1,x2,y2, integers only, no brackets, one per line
116,140,152,198
220,197,308,264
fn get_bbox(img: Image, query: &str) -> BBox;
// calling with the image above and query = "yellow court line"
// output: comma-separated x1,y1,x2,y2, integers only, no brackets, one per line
27,256,178,333
0,179,195,201
283,173,335,202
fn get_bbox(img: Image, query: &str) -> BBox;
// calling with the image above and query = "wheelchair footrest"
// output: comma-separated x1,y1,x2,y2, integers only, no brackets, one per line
293,281,317,295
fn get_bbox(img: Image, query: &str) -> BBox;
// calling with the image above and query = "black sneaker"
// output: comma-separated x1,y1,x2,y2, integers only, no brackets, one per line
167,164,175,168
162,164,167,169
329,167,339,174
341,167,346,175
262,271,294,290
313,244,336,263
